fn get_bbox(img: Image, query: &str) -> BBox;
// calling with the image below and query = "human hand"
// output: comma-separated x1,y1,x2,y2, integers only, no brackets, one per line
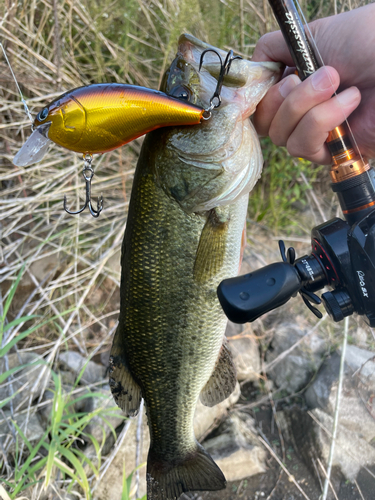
252,3,375,163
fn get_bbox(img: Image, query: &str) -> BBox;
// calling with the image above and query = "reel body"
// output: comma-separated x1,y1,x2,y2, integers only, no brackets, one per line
218,209,375,326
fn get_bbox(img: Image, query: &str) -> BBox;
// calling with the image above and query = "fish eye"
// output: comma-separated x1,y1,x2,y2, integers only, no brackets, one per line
37,107,49,122
170,85,191,101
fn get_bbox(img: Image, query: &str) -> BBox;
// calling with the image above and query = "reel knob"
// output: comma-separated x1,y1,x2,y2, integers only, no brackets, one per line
321,289,354,322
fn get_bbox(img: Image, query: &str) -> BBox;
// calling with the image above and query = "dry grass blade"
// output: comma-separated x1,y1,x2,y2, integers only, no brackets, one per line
321,316,349,500
258,434,312,500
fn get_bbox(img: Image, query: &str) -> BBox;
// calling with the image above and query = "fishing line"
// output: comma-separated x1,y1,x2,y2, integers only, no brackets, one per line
0,42,33,125
293,0,366,167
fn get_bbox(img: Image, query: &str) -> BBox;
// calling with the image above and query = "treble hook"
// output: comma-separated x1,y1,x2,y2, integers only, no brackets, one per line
64,154,103,218
199,49,242,112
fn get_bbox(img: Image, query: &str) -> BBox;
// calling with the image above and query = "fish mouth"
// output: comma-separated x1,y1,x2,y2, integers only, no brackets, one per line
13,122,52,167
177,34,281,110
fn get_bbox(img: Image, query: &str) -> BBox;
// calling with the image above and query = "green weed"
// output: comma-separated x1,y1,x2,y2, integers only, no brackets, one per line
2,370,126,499
248,138,323,232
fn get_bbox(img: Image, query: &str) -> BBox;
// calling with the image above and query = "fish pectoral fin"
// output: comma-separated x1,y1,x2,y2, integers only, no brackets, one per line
147,442,226,499
200,341,237,407
193,206,229,283
109,326,141,417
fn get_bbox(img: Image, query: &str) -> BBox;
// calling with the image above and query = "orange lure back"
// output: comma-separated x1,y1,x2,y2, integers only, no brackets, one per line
33,84,205,155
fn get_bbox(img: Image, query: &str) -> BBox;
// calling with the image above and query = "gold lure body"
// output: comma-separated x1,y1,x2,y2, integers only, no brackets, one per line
13,83,206,167
34,84,205,154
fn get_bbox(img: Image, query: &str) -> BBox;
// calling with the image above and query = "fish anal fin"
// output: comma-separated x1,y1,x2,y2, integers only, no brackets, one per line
193,206,229,283
200,341,237,407
109,326,141,417
147,442,226,500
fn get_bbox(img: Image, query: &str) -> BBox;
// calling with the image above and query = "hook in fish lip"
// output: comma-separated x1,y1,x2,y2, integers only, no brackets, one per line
199,49,242,111
13,122,52,167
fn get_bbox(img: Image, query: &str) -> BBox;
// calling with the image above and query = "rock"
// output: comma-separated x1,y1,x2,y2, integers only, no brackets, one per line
284,407,375,483
83,385,126,444
38,383,75,426
352,327,369,348
225,320,244,338
305,348,375,445
23,484,76,500
20,253,57,287
304,352,341,409
344,344,375,386
287,345,375,483
228,335,260,382
0,410,45,453
203,411,267,481
194,382,241,441
94,415,149,500
266,321,328,394
0,352,50,411
58,351,106,385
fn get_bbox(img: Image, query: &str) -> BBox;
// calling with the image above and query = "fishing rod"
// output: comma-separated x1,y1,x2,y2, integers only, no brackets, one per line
218,0,375,327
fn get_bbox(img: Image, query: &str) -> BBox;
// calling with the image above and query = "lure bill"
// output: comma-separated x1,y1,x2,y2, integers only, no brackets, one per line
13,84,207,167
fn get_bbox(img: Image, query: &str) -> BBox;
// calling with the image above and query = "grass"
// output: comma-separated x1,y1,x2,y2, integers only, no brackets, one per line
0,0,374,498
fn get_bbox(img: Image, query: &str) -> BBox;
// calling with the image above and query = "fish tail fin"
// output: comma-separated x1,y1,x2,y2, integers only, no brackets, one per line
147,442,226,500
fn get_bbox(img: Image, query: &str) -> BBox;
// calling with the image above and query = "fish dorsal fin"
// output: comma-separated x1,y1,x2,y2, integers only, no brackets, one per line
200,341,237,407
109,325,142,417
193,206,229,283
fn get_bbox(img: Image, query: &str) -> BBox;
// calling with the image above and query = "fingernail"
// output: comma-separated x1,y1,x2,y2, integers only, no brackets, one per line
279,75,300,98
311,69,332,91
336,87,360,107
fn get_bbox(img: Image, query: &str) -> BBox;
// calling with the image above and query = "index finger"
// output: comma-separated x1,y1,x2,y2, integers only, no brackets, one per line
252,31,295,66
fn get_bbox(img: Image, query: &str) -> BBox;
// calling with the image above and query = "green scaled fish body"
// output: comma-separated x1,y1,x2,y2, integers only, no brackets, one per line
110,34,280,500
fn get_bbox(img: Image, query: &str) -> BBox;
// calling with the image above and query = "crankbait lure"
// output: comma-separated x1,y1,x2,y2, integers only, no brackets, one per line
13,84,208,167
11,55,238,216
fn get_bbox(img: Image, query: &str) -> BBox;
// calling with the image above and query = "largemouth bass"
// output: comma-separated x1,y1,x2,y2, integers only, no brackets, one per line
109,34,280,500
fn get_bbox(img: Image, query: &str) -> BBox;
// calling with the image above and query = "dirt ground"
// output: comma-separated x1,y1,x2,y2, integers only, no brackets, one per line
184,394,375,500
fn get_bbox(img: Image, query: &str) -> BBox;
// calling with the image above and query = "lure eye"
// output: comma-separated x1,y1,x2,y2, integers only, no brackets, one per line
37,107,49,122
170,85,191,101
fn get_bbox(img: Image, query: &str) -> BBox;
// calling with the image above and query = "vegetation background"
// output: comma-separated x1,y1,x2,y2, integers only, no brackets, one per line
0,0,373,498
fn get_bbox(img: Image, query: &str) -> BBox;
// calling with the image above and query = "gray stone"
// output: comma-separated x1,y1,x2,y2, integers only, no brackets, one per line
22,484,76,500
58,351,106,385
94,416,148,500
228,335,260,382
305,348,375,445
289,345,375,482
0,410,45,452
344,344,375,385
20,253,57,287
0,352,50,411
203,411,266,481
302,408,375,481
193,382,241,441
38,383,75,425
225,320,243,338
266,321,328,394
83,385,126,443
304,352,341,409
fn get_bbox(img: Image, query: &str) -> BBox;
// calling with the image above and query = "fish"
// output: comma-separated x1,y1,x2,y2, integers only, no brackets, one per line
109,34,280,500
12,84,206,167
